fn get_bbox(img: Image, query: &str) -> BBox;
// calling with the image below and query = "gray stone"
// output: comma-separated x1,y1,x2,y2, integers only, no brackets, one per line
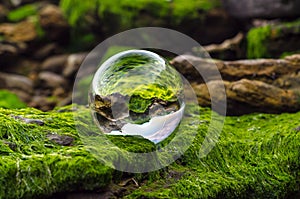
38,4,69,41
194,79,300,115
0,72,33,93
38,71,67,89
41,54,68,73
222,0,300,18
34,43,60,60
171,53,300,115
63,53,87,78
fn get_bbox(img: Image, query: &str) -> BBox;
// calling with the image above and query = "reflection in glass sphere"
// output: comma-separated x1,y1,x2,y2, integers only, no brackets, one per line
89,50,185,143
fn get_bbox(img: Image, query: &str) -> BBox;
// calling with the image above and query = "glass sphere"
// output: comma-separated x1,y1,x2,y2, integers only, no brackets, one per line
89,50,184,143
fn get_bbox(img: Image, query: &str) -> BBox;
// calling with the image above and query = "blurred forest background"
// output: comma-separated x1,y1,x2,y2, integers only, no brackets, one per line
0,0,299,111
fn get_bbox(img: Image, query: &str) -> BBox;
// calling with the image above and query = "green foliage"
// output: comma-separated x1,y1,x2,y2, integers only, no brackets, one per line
0,90,26,109
247,25,272,59
7,4,38,22
59,0,96,27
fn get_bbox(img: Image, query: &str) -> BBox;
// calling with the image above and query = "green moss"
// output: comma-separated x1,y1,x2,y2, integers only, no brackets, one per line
7,4,38,22
127,110,300,198
1,104,300,198
60,0,220,28
247,25,272,59
0,106,113,198
128,95,152,113
0,90,26,109
247,19,300,59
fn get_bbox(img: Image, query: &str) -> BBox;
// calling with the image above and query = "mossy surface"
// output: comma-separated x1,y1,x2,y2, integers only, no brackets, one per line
247,25,272,59
60,0,220,28
247,19,300,59
0,105,300,198
127,111,300,198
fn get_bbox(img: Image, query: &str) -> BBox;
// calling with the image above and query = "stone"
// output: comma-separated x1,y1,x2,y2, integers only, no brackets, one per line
222,0,300,19
63,53,87,78
171,54,300,84
41,54,68,73
46,133,74,146
274,72,300,91
0,72,33,93
171,54,300,115
12,115,45,125
0,20,37,42
38,71,67,89
38,4,69,42
170,55,222,83
28,95,56,111
0,42,23,56
33,43,61,60
194,79,299,115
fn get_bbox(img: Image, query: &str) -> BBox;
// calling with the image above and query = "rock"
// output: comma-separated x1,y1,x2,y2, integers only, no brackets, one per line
284,54,300,64
0,42,26,56
38,4,69,42
63,53,87,78
170,55,222,83
46,133,74,146
33,43,61,60
171,54,300,115
220,58,298,83
0,20,37,42
0,72,33,93
28,95,56,111
41,54,68,73
274,72,300,90
12,115,45,125
222,0,300,19
38,71,67,89
171,54,300,84
194,79,299,115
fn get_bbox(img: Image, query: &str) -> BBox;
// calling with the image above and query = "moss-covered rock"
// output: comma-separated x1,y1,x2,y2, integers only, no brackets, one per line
127,111,300,198
1,105,300,198
247,19,300,58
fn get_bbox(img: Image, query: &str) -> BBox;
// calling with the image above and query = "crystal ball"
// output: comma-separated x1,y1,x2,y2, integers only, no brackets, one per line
89,50,185,143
